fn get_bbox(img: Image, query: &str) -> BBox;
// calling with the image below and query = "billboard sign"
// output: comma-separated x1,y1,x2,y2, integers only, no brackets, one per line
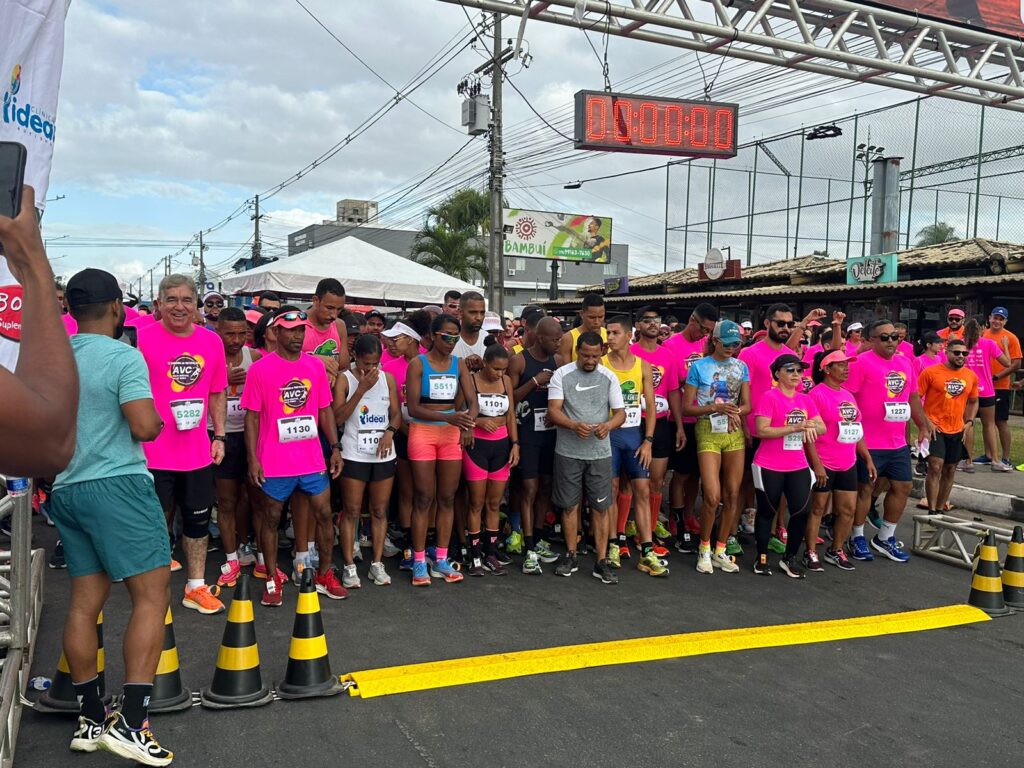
846,253,898,285
862,2,1024,39
502,208,612,263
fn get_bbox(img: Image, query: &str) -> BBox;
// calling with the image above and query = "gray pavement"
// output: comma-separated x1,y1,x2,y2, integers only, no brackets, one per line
15,502,1024,768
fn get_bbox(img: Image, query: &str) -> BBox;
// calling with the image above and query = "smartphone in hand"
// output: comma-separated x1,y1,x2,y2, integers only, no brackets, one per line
0,142,28,219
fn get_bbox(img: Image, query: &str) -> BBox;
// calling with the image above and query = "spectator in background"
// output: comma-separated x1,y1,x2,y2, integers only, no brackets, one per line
981,307,1021,470
0,186,78,476
257,291,281,311
938,308,966,343
365,310,386,338
443,290,462,319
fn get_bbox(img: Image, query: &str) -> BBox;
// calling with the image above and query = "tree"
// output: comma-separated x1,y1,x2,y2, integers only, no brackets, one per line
428,188,490,235
915,222,959,246
411,222,488,283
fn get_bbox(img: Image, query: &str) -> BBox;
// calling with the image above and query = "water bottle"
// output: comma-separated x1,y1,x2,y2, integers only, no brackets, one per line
4,477,30,498
29,676,52,691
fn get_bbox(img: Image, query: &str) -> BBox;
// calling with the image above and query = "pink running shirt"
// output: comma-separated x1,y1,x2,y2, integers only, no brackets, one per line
382,354,412,419
738,340,793,432
631,341,680,419
964,337,1002,398
844,350,917,450
240,352,332,478
302,320,342,358
896,340,915,358
752,387,819,472
664,333,708,424
138,322,228,471
809,384,862,471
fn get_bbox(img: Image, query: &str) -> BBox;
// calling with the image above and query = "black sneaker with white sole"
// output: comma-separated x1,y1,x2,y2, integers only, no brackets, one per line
97,711,173,767
779,556,806,579
48,539,66,569
753,554,772,576
592,559,619,585
69,714,106,753
554,554,579,577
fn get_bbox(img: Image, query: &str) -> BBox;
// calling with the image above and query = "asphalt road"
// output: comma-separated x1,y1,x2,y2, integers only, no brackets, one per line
15,504,1024,768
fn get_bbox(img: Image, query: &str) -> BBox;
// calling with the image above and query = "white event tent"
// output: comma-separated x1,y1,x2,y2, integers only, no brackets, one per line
220,237,481,305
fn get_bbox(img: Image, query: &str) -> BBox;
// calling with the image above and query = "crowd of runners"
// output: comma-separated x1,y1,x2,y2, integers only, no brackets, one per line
2,197,1022,766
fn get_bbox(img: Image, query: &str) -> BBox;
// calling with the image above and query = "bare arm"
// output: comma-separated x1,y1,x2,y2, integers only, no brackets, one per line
336,319,350,370
121,398,163,442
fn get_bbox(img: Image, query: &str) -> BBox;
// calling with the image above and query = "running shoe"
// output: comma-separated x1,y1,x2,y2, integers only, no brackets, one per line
696,549,713,574
779,556,806,579
341,564,361,589
97,712,173,767
465,557,487,577
767,536,786,554
870,535,910,563
358,533,371,549
675,532,697,554
368,561,391,586
182,584,224,615
429,558,464,583
972,454,993,465
261,575,283,607
217,559,241,588
914,460,928,477
522,550,543,575
592,559,619,585
867,509,883,530
638,552,669,577
169,558,182,573
352,540,363,562
308,543,320,571
683,515,702,535
650,543,670,558
533,539,560,564
70,714,107,753
399,549,414,571
778,526,788,544
607,542,621,569
253,562,267,579
484,554,507,575
411,559,430,586
237,543,257,567
956,460,975,474
711,551,739,573
624,520,638,538
653,520,673,541
992,461,1012,473
823,548,855,571
815,536,825,545
505,531,524,555
291,562,307,587
753,554,772,576
48,540,66,569
554,554,579,577
803,550,825,573
494,548,514,566
619,543,632,561
1017,462,1024,472
315,568,349,599
425,545,437,564
725,536,743,557
847,535,874,561
740,509,756,534
382,537,401,558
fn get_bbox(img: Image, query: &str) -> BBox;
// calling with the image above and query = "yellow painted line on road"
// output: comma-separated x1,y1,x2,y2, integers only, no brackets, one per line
342,604,989,699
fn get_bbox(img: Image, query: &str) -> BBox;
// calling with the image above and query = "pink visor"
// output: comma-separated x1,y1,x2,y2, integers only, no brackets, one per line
820,350,857,370
947,308,965,318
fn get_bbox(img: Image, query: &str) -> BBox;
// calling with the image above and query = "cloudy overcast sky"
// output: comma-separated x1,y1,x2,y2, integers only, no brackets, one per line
44,0,978,293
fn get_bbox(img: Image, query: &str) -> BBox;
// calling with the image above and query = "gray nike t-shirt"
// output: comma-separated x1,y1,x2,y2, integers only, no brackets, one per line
548,362,624,460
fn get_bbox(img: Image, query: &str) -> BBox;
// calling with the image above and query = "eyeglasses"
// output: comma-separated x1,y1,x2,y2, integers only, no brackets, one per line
638,316,661,324
873,333,899,342
948,350,967,357
273,310,307,324
436,332,460,344
772,320,796,328
780,366,802,374
204,300,224,308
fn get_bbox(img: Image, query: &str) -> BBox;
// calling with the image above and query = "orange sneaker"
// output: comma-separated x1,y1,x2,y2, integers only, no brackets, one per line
182,584,224,615
170,558,183,573
651,543,670,558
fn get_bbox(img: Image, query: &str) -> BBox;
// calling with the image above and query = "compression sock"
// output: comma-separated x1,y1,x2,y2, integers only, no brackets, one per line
485,529,499,556
120,683,153,729
468,531,482,561
650,492,663,532
73,677,105,723
616,493,632,535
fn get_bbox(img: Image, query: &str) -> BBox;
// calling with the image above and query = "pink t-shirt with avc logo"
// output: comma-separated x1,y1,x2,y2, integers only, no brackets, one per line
138,322,228,471
665,333,708,424
240,352,332,478
738,340,793,433
844,350,917,451
809,384,862,471
965,337,1002,398
631,342,680,420
752,387,819,472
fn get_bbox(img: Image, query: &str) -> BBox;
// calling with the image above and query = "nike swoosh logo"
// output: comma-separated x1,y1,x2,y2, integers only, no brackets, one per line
575,383,600,391
595,496,609,503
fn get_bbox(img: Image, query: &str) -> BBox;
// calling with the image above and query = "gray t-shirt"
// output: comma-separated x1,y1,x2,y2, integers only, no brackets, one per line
548,362,624,459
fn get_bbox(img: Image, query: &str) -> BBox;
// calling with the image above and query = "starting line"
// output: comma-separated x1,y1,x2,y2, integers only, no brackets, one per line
342,605,988,699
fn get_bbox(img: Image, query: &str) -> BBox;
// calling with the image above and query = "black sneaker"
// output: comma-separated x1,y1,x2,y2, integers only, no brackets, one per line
554,554,579,577
802,550,825,573
675,531,697,554
97,711,173,767
494,549,513,567
753,554,772,576
483,554,506,575
779,556,806,579
823,548,856,571
48,540,66,569
465,558,487,577
592,559,619,585
69,714,106,753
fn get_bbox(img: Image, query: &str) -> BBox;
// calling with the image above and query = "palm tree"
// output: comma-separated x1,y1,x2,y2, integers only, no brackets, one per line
915,222,959,246
428,188,490,235
411,223,488,283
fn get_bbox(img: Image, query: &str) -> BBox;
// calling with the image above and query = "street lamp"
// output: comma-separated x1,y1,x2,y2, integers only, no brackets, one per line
855,141,886,257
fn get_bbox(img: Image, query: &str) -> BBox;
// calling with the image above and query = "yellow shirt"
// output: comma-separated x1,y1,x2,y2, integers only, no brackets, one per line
568,326,608,362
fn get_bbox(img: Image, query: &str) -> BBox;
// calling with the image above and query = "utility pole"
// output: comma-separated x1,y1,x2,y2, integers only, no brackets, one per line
197,231,207,289
487,12,504,315
149,269,154,302
252,195,263,267
164,254,170,276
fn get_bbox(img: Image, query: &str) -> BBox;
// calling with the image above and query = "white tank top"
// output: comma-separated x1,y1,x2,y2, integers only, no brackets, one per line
340,369,395,463
214,345,253,433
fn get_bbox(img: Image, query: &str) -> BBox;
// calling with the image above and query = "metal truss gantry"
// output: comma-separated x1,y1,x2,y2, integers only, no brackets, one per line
440,0,1024,112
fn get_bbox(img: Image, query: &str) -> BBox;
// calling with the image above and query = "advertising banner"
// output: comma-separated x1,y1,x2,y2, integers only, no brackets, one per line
502,208,612,263
846,253,898,285
864,2,1024,39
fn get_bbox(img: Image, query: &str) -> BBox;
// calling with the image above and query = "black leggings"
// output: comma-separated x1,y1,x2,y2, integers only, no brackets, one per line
752,465,813,558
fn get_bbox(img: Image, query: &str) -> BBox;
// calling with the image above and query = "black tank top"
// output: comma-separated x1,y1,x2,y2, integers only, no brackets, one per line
516,349,558,437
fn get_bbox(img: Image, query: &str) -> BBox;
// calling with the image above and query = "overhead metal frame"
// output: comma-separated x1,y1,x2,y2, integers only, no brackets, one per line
440,0,1024,112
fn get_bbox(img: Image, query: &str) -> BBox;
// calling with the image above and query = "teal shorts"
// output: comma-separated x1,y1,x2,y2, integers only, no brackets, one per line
49,474,171,580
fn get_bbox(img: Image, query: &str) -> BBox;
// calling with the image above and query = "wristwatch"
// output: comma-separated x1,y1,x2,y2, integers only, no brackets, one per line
332,441,343,451
212,435,226,443
386,425,398,434
643,435,655,443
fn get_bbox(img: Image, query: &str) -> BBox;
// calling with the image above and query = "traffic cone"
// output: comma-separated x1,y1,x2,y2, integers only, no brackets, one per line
148,607,193,712
967,531,1012,617
201,574,273,709
276,569,344,699
1002,526,1024,609
37,612,107,714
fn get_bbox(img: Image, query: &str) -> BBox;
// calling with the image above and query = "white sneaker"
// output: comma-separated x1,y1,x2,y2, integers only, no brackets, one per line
741,509,756,534
696,550,713,574
237,542,256,567
352,540,363,562
711,551,740,573
522,550,543,575
359,533,372,548
342,564,361,589
308,542,320,570
70,715,105,753
368,561,391,585
382,537,401,558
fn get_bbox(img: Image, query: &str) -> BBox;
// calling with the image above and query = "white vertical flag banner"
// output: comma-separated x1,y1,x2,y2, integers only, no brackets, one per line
0,0,71,370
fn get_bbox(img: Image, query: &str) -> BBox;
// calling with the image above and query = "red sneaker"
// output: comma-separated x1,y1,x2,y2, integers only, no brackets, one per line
314,569,349,600
651,543,670,558
261,575,283,607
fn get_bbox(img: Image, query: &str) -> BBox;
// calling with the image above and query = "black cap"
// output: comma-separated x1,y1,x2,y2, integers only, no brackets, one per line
770,353,810,377
366,310,385,321
66,268,122,309
343,315,361,334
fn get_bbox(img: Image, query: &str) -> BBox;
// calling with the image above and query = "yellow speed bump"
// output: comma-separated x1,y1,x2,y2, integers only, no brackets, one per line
342,605,989,699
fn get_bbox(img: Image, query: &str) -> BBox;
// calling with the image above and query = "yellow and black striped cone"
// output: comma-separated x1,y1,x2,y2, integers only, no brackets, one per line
149,607,193,712
276,568,344,699
1002,525,1024,609
967,531,1012,617
37,612,107,714
201,574,273,709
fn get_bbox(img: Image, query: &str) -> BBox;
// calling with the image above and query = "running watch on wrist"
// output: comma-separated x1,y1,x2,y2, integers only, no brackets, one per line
212,435,226,443
332,441,343,451
386,425,398,434
643,435,654,443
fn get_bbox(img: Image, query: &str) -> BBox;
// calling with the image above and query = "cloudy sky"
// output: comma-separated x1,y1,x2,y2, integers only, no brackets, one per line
43,0,991,294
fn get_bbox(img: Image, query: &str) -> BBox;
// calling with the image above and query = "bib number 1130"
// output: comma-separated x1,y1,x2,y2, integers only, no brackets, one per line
278,415,316,443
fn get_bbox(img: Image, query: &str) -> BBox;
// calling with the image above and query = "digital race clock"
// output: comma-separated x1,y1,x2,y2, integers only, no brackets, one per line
573,90,739,159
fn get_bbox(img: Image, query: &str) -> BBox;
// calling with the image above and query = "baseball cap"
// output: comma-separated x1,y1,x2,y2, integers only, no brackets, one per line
202,290,224,304
846,322,863,332
343,315,361,335
948,308,966,318
770,353,810,376
382,321,421,341
713,319,742,345
992,306,1009,319
740,320,753,329
482,316,503,332
66,269,123,309
270,310,308,329
366,310,386,322
244,308,265,325
819,350,857,370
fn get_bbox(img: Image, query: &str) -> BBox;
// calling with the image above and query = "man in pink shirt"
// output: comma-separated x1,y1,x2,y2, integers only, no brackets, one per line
138,274,228,616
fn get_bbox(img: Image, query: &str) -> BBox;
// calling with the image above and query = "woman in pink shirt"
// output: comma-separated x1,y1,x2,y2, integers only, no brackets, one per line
963,319,1011,470
914,331,943,376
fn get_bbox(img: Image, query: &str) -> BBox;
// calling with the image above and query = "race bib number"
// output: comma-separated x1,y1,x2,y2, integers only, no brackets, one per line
783,431,805,451
623,406,642,429
226,397,245,430
170,399,204,431
710,413,729,434
533,408,553,431
277,415,316,443
478,393,508,417
884,402,911,422
428,374,458,401
838,422,863,444
357,430,385,455
654,394,670,416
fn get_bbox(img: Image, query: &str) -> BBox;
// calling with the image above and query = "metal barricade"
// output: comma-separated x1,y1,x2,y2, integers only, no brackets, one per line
0,487,46,768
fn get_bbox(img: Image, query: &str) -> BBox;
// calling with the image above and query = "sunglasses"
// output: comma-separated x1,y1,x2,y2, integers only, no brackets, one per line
948,350,967,357
204,300,224,308
436,332,460,344
772,320,796,328
718,340,741,349
272,310,307,325
947,316,962,322
780,366,802,374
638,316,661,324
873,333,899,342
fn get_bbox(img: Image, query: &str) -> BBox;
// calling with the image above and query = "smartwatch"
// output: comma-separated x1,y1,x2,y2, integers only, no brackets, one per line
212,435,227,443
